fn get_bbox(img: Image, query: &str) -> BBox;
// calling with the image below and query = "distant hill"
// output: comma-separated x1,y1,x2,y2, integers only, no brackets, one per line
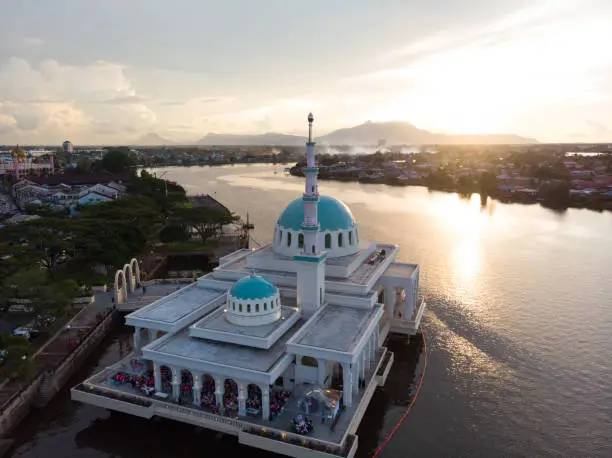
133,133,175,146
197,132,304,146
194,120,538,146
318,121,537,145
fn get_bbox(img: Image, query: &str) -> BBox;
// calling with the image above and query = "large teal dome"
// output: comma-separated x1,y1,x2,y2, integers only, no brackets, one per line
277,195,356,231
229,274,278,300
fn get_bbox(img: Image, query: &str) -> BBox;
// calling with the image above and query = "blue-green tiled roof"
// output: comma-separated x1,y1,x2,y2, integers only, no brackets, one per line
229,275,278,300
277,195,356,231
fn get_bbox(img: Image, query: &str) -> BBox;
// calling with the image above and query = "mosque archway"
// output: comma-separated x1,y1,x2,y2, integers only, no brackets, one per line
180,369,194,402
301,356,318,367
247,384,263,416
160,365,172,393
123,263,134,293
224,379,238,410
129,258,141,287
201,374,216,409
331,362,344,390
114,269,128,304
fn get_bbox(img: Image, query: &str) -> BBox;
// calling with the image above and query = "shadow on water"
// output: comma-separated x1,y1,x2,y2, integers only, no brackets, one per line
355,334,424,458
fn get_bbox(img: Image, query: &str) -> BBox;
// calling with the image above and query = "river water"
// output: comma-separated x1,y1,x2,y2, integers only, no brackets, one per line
9,164,612,457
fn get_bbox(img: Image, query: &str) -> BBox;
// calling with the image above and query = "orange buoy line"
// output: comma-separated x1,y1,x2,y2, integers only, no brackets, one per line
372,329,428,458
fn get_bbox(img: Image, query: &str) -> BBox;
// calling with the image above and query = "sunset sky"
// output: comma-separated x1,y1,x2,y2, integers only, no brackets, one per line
1,0,611,144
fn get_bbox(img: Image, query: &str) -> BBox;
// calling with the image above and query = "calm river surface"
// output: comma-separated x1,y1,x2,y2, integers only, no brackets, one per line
10,164,612,457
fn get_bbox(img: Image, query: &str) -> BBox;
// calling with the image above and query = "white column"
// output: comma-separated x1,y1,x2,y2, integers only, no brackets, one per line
147,328,156,343
153,362,162,392
193,373,201,406
352,362,359,396
133,327,142,357
171,367,181,401
342,363,353,407
385,285,395,318
238,382,246,417
317,359,326,387
261,385,270,421
370,334,376,363
214,376,224,410
361,351,366,381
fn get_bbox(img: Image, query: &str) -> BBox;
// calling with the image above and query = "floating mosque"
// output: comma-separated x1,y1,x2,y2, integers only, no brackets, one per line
72,113,426,458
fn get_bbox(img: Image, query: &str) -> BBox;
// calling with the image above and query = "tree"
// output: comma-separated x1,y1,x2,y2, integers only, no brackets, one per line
176,207,238,243
0,335,35,381
101,147,134,173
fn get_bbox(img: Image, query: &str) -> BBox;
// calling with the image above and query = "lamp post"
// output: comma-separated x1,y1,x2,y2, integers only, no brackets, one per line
66,324,71,347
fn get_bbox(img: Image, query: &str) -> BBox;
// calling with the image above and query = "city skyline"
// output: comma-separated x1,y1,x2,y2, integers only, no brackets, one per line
1,0,611,144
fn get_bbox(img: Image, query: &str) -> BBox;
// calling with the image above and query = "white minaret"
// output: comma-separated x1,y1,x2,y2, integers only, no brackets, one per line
294,113,327,317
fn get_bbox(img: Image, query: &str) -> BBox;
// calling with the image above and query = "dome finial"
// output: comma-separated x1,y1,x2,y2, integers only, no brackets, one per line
307,113,314,143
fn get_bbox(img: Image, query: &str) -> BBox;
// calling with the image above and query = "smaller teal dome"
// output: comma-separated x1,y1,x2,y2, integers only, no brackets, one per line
277,195,356,231
229,274,278,300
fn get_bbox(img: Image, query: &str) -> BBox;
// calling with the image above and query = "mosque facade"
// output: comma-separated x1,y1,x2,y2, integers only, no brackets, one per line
72,114,426,458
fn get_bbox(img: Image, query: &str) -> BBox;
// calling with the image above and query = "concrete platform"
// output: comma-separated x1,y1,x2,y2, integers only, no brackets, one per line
72,346,391,458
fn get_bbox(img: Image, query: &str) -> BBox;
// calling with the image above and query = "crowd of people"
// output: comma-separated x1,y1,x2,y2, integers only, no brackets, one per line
109,362,292,420
291,414,314,435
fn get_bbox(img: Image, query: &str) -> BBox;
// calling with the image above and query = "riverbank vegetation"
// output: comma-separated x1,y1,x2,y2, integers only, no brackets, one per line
0,149,238,379
290,147,612,211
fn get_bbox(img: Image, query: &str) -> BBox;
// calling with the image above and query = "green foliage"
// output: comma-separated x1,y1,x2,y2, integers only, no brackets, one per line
174,207,238,243
160,224,190,243
0,268,79,316
129,170,187,210
101,147,135,173
0,335,35,381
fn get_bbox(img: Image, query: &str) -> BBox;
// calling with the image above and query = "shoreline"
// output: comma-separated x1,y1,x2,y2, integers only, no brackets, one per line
141,162,612,213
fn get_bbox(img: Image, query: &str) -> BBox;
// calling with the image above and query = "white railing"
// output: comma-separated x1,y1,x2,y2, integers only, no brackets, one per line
158,403,244,430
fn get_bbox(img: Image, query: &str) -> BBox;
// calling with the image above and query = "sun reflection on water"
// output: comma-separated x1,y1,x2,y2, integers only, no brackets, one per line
428,312,515,383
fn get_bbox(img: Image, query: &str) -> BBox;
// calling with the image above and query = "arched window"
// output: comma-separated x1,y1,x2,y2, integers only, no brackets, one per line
311,185,315,193
348,231,353,245
325,233,331,249
298,233,304,248
338,233,343,247
232,302,236,311
287,232,292,247
264,302,267,311
247,304,251,313
255,303,259,312
279,230,283,244
239,304,243,312
301,356,318,367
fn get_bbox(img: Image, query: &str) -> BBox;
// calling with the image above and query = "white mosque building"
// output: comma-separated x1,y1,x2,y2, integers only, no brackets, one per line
72,114,426,458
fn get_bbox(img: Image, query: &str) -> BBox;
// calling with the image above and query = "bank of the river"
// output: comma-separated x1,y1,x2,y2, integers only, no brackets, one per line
288,165,612,212
7,164,612,458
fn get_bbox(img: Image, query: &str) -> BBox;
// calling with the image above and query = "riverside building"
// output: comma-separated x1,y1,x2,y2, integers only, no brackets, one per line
71,113,426,458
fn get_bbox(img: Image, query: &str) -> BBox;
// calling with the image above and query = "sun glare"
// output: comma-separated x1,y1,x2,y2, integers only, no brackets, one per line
372,16,612,135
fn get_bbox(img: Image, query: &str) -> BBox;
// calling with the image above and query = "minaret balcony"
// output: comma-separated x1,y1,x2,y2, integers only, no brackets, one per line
302,193,319,202
302,167,319,174
300,223,320,232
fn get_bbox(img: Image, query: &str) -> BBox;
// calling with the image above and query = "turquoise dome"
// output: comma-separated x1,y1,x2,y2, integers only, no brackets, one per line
229,275,278,300
277,195,356,231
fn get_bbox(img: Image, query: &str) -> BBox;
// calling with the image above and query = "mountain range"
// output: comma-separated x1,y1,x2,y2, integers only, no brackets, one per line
195,121,537,146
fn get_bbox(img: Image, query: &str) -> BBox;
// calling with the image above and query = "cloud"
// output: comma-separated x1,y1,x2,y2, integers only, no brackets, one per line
0,57,156,143
97,95,150,105
23,37,45,46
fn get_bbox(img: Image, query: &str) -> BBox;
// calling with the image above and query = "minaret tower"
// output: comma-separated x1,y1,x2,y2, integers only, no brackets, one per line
301,112,320,255
294,113,327,317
